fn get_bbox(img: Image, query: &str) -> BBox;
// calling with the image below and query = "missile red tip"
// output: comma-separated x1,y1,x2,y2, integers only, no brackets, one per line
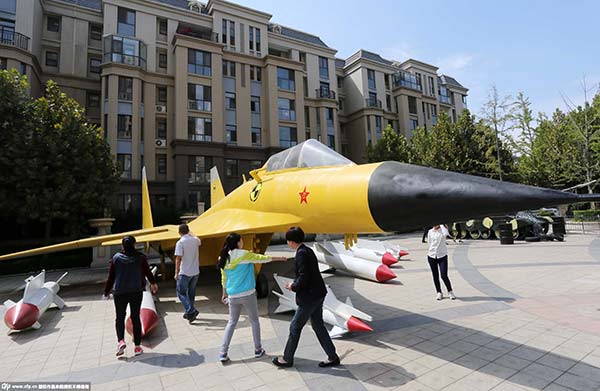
398,250,409,257
382,252,398,266
4,303,39,330
375,264,397,282
347,316,373,333
126,308,158,337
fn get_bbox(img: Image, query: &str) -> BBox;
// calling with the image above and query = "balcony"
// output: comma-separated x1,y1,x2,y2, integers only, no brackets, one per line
439,94,452,105
188,100,212,112
365,97,382,109
392,71,422,91
0,27,29,51
103,35,147,69
177,24,218,42
315,87,336,100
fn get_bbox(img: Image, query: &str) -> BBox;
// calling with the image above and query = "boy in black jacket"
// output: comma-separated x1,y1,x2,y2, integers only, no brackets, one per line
272,227,340,368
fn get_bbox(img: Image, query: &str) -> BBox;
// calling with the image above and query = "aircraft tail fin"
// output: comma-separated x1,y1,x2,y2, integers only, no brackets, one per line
142,167,154,229
210,166,226,207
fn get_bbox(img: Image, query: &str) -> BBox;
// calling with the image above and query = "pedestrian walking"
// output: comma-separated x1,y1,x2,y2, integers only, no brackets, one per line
427,225,456,300
174,224,201,323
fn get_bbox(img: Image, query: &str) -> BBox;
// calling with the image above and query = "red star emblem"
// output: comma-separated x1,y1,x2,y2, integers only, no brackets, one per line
299,186,310,204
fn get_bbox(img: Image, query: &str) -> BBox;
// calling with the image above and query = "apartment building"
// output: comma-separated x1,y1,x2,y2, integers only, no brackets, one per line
0,0,466,213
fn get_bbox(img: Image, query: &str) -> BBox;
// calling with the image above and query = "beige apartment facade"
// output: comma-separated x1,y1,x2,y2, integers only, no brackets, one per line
1,0,467,212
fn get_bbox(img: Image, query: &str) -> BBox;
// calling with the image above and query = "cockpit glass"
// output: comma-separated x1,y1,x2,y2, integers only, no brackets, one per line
265,139,355,172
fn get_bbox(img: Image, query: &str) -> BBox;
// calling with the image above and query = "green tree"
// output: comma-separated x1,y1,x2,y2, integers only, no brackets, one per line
0,70,34,217
480,85,512,180
13,80,119,242
366,124,412,163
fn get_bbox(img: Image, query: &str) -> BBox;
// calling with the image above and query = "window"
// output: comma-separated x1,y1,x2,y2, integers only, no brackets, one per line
338,98,344,111
386,94,391,111
156,118,167,139
249,65,261,81
428,76,435,96
408,96,417,114
158,52,167,68
277,67,295,91
326,108,334,129
117,154,132,179
431,105,438,125
156,154,167,175
104,35,146,68
367,92,378,107
384,74,390,90
87,92,100,108
249,26,261,52
367,69,376,90
415,73,422,91
299,51,306,64
118,76,133,101
47,15,60,32
278,98,296,121
279,126,297,148
316,108,321,129
188,156,212,184
225,92,236,110
337,76,343,89
304,107,310,129
188,84,211,111
462,94,467,104
222,60,235,77
249,160,262,171
318,56,328,79
409,119,418,131
89,23,102,41
117,115,132,139
0,58,6,70
188,117,212,141
222,19,235,47
226,125,237,143
140,117,144,141
375,116,382,139
19,62,26,75
303,77,308,97
89,57,101,74
250,96,260,113
156,85,167,104
225,159,238,177
117,7,135,37
188,49,211,76
251,127,261,146
366,116,372,144
45,51,58,67
158,18,167,35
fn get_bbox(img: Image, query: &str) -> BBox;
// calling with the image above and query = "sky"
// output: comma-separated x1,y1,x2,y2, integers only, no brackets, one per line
234,0,600,118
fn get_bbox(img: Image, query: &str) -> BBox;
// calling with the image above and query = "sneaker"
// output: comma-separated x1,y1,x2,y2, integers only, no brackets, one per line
318,356,340,368
134,346,143,356
219,353,230,363
183,313,188,319
188,309,199,324
436,292,443,301
116,340,126,356
448,291,456,300
254,348,266,358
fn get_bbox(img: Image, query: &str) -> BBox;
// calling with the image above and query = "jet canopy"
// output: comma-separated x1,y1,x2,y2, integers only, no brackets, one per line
265,139,355,172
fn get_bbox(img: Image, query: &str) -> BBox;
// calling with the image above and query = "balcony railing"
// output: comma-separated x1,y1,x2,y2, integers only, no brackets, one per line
315,87,336,99
103,35,147,69
189,134,212,142
392,71,422,91
177,25,218,42
365,98,382,109
188,100,212,112
0,27,29,51
439,95,452,104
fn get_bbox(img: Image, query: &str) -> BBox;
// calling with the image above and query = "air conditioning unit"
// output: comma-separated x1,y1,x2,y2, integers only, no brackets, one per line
156,105,167,113
155,139,167,148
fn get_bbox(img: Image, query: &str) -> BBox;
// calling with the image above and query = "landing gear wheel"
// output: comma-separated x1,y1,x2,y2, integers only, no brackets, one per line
256,273,269,298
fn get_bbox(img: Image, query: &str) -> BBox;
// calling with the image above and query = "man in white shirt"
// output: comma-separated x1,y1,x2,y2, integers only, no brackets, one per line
174,224,201,323
427,225,455,301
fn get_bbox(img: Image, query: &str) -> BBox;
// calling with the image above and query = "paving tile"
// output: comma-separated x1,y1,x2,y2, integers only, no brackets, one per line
506,371,552,390
536,353,578,372
554,372,600,391
478,362,518,380
494,354,532,371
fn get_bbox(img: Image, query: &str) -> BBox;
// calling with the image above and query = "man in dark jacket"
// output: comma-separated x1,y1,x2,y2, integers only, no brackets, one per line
272,227,340,368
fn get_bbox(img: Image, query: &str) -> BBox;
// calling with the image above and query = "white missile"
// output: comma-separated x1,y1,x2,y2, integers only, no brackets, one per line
126,266,158,337
312,242,396,283
356,238,410,259
3,270,67,333
330,241,399,266
272,274,373,338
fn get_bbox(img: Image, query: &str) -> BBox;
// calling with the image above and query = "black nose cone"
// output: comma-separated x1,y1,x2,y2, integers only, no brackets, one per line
368,162,584,232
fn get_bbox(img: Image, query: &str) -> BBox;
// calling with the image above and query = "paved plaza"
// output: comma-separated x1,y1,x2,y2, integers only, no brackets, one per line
2,233,600,390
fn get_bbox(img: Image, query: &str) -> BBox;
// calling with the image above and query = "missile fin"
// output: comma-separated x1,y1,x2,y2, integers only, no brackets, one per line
53,294,65,309
345,297,353,306
32,322,41,330
329,326,347,338
23,271,45,302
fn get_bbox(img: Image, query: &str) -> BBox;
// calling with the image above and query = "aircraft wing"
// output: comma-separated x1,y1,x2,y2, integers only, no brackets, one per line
0,226,172,261
191,209,302,238
101,225,180,246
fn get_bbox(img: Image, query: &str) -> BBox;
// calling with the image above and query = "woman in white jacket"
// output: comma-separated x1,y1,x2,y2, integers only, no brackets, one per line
217,233,287,363
427,225,456,301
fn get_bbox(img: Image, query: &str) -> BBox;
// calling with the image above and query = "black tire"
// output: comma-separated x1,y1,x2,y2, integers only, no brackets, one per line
525,236,541,242
481,229,491,240
256,273,269,298
470,230,481,240
542,223,549,234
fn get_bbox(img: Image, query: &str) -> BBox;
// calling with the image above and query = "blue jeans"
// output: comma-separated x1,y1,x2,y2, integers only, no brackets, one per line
176,274,199,316
283,298,338,364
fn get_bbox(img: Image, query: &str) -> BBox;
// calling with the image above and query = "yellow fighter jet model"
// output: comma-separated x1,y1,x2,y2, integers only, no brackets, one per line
1,139,599,296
